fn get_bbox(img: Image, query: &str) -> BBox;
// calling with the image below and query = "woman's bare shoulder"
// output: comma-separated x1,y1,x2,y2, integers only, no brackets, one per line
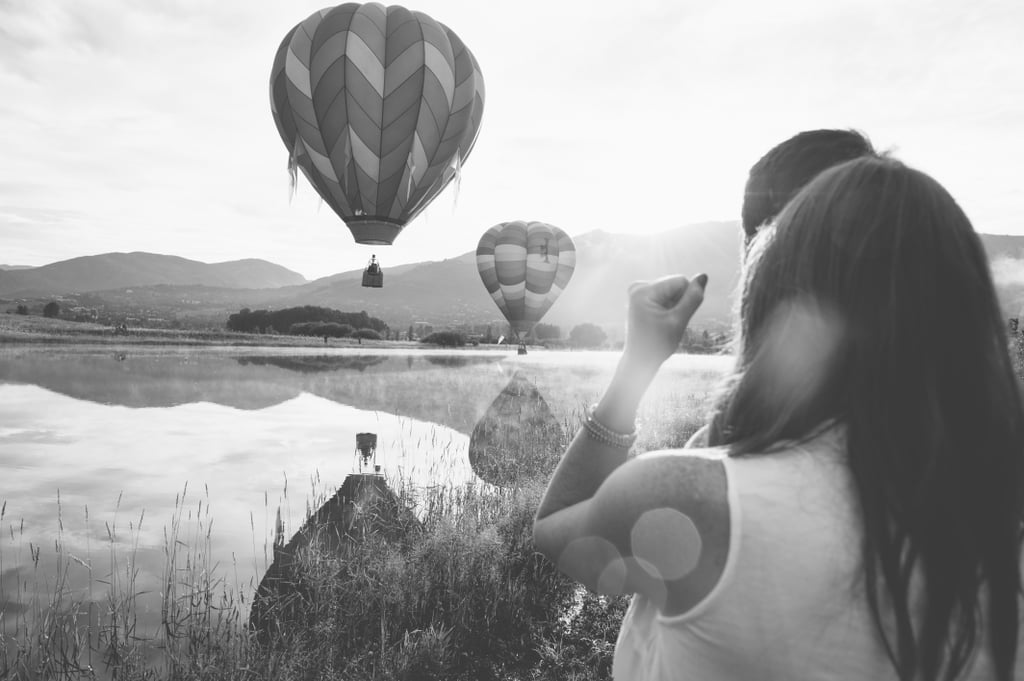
609,450,732,615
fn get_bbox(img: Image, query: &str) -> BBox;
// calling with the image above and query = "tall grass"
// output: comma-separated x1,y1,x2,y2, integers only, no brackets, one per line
0,370,719,680
0,492,153,680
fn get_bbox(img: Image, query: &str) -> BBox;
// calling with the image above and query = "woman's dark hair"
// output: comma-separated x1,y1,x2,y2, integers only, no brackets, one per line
742,129,876,239
712,156,1024,680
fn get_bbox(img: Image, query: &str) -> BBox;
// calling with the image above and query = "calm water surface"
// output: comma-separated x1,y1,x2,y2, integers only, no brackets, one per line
0,346,731,641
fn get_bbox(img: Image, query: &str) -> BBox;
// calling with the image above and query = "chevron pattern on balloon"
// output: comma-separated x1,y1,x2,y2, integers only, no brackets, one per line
270,2,485,246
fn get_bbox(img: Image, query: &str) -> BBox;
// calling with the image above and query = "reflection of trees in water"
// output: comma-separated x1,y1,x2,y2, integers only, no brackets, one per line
249,473,419,643
3,350,625,440
236,355,389,373
468,372,565,487
423,355,505,369
237,353,503,374
0,353,300,409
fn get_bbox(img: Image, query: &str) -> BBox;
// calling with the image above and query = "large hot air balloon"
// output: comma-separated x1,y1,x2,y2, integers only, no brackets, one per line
270,3,485,246
476,221,576,339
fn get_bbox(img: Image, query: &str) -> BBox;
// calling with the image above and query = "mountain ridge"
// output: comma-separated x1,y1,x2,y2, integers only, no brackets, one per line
6,224,1024,331
0,251,308,297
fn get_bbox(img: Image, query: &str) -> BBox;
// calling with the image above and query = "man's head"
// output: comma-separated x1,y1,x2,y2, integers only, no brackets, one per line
742,129,876,244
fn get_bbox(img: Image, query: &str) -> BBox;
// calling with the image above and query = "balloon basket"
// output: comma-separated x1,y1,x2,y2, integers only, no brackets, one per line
362,270,383,288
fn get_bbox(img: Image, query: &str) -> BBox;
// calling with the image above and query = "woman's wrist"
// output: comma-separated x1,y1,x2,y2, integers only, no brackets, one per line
593,353,659,434
583,404,638,449
619,345,668,377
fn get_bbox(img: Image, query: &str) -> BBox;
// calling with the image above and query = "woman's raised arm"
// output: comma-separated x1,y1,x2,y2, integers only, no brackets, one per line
533,274,722,607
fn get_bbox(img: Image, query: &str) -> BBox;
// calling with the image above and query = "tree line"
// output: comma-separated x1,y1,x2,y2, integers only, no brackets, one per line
227,306,388,335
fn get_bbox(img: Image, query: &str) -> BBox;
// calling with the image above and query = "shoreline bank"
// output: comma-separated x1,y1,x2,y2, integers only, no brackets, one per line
0,315,542,352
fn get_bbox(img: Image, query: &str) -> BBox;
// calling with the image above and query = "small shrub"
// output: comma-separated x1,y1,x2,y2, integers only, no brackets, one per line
353,328,382,341
420,331,465,348
569,323,607,349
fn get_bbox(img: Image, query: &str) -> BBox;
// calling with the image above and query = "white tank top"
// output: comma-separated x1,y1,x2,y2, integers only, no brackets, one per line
612,428,1008,680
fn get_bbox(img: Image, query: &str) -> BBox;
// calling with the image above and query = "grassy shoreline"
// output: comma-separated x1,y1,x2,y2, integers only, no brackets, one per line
2,403,696,680
0,315,722,680
0,315,443,350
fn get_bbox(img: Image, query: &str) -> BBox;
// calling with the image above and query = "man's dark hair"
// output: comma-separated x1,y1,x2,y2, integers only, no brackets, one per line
741,129,875,239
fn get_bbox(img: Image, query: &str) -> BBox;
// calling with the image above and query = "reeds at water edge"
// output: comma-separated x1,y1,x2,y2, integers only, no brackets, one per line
0,378,717,680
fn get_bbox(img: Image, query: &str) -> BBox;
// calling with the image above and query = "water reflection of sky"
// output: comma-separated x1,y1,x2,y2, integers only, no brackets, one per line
0,347,732,649
0,379,484,642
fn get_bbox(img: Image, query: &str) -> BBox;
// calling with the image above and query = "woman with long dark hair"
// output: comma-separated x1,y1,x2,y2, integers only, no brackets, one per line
533,155,1024,680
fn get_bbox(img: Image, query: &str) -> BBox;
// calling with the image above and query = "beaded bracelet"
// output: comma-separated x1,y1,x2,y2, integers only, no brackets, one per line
583,404,637,448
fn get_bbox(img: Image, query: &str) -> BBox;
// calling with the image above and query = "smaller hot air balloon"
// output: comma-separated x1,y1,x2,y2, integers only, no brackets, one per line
476,221,576,341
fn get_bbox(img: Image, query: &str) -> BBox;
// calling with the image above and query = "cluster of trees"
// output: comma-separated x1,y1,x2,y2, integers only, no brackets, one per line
563,323,729,352
6,302,59,316
476,322,561,343
289,321,354,338
219,304,731,353
227,306,388,335
532,323,562,341
420,331,466,347
417,324,609,349
568,323,607,349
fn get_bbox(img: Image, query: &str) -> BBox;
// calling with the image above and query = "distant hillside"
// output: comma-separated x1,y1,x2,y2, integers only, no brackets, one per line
0,264,32,271
0,252,307,298
237,221,742,333
236,224,1024,330
9,227,1024,332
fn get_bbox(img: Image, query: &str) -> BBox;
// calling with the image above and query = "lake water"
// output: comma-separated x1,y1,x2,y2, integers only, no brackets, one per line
0,345,731,647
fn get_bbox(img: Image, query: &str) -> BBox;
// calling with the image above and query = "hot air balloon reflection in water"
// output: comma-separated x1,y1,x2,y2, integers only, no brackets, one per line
469,372,564,487
249,465,419,643
476,222,576,346
270,3,485,287
355,431,379,468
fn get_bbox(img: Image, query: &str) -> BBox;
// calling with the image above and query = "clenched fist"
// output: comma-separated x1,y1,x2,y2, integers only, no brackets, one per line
622,273,708,371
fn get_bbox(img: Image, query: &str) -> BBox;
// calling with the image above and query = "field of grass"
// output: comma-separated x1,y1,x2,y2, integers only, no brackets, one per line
0,314,420,349
0,353,720,680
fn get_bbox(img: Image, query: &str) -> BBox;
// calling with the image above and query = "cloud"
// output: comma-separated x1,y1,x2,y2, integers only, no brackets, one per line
2,0,1024,279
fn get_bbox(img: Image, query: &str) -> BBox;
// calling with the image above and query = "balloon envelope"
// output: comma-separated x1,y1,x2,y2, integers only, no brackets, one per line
270,3,485,245
476,221,576,336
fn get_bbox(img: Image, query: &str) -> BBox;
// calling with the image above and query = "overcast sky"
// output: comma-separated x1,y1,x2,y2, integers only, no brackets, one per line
1,0,1021,280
